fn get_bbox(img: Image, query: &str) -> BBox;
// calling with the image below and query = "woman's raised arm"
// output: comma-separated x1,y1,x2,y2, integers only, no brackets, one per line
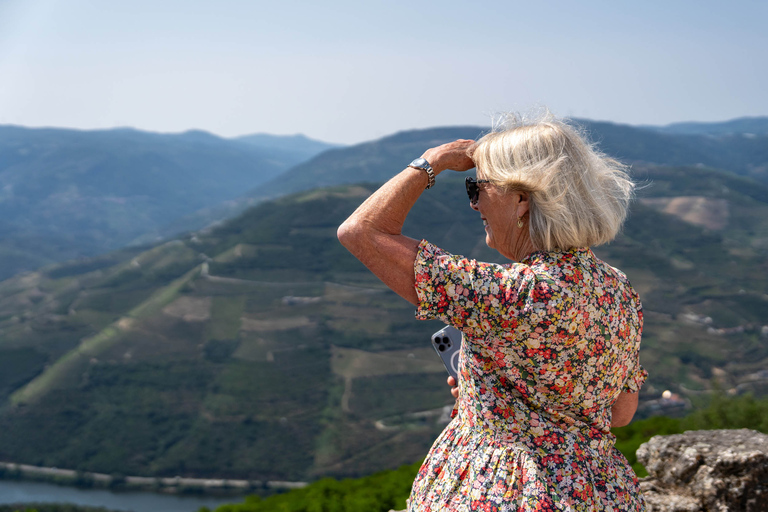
337,140,475,305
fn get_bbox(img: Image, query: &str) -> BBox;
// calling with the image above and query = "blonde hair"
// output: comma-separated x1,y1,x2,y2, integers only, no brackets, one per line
472,111,634,251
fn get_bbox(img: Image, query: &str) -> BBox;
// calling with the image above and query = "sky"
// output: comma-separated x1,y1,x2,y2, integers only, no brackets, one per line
0,0,766,145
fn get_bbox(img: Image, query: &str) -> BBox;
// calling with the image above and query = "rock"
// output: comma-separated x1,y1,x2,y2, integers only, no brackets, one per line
637,429,768,512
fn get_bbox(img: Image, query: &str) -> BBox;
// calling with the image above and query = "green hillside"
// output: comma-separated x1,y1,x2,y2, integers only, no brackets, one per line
0,161,766,482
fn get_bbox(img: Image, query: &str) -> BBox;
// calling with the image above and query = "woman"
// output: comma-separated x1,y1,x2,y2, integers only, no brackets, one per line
337,113,647,511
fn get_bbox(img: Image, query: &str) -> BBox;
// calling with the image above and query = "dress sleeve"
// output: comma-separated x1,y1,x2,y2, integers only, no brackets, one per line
413,240,534,339
622,362,648,393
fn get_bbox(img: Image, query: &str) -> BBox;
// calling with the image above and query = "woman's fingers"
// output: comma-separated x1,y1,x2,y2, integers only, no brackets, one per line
447,375,459,399
422,140,476,174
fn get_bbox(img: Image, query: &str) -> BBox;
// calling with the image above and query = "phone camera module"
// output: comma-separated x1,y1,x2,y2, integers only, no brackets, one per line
435,335,451,352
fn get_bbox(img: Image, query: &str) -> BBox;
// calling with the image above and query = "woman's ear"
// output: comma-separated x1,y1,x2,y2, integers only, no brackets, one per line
516,191,530,218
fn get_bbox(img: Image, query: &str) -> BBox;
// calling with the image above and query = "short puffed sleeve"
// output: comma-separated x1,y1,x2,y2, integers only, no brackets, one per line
413,240,536,340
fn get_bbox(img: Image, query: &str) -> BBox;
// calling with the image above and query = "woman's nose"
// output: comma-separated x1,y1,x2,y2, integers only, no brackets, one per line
470,200,480,211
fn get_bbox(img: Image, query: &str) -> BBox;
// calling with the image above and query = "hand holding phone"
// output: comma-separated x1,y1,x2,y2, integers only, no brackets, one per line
447,375,459,398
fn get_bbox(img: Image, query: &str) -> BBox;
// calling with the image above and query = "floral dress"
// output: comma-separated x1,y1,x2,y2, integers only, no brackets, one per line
408,240,648,512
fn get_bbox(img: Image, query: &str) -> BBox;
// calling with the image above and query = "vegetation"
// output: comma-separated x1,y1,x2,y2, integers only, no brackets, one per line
200,393,768,511
0,123,767,483
614,393,768,476
0,506,120,512
202,462,421,512
2,398,764,512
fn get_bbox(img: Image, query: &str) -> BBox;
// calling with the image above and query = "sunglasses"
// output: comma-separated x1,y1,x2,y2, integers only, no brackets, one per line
465,176,491,204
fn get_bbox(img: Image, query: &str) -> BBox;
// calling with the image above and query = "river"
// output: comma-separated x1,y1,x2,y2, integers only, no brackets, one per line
0,480,245,512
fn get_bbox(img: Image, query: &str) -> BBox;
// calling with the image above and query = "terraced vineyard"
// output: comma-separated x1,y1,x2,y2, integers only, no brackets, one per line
0,165,767,481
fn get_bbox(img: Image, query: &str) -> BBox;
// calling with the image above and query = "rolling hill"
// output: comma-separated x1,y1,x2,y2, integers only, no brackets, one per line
0,158,766,482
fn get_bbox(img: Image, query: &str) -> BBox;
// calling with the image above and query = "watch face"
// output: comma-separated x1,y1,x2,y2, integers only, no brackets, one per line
410,158,429,169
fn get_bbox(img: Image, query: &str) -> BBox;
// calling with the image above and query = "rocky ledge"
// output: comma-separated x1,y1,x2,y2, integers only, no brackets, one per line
638,429,768,511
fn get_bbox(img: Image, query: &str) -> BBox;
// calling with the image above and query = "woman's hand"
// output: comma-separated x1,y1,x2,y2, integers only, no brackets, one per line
422,139,476,175
447,376,459,399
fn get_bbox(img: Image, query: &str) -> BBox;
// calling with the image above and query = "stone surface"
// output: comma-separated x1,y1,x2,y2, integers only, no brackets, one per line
637,429,768,512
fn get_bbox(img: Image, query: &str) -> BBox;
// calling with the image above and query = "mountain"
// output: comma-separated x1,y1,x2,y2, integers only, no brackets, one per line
575,119,768,181
244,120,768,206
3,118,764,281
0,126,335,280
153,126,490,240
1,160,766,481
234,133,341,161
643,116,768,136
246,126,487,202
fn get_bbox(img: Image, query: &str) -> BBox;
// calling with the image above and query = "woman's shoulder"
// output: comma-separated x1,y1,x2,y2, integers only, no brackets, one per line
523,248,639,298
416,241,637,296
414,240,539,294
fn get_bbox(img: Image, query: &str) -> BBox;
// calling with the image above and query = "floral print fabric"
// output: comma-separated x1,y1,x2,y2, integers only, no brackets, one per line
408,240,647,511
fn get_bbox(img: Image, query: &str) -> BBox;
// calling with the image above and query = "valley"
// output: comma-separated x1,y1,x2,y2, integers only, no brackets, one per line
0,119,767,484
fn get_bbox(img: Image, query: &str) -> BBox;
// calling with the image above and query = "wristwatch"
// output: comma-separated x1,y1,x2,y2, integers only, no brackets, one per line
408,158,435,189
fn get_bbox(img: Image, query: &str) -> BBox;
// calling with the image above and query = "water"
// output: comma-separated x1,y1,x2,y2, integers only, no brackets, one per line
0,480,245,512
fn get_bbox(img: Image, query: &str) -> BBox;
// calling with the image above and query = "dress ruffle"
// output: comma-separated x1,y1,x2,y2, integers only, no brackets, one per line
409,415,645,511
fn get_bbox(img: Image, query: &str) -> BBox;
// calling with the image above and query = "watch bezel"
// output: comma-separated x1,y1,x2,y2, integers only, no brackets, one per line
408,158,435,189
409,157,431,170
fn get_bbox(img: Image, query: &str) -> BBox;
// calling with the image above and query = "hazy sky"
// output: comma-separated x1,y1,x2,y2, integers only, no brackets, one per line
0,0,765,144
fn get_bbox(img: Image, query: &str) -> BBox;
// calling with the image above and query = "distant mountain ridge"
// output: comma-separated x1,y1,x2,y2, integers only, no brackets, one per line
0,126,335,279
235,133,342,161
245,118,768,204
641,116,768,136
250,126,487,201
574,118,768,179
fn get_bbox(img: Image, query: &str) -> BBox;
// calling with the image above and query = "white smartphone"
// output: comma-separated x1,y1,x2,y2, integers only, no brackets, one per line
431,325,462,381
